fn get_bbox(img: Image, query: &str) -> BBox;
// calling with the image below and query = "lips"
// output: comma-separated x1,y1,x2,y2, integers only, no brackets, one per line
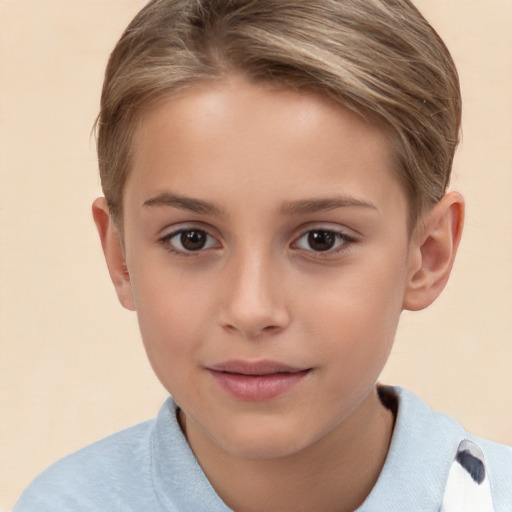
207,360,311,401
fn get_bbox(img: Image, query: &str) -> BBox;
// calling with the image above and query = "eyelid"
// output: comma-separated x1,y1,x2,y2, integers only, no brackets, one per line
294,222,357,240
158,223,221,255
291,224,357,256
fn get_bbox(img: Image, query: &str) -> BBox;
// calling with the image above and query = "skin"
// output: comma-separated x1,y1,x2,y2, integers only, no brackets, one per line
93,75,464,512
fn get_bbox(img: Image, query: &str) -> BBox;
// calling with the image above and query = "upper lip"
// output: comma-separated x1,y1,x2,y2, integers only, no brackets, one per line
208,360,309,376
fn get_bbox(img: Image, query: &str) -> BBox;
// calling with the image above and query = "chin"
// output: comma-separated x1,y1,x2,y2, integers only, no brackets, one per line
225,438,305,460
214,418,314,460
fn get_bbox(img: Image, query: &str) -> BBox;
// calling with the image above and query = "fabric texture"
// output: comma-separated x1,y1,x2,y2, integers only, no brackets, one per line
13,387,512,512
441,439,495,512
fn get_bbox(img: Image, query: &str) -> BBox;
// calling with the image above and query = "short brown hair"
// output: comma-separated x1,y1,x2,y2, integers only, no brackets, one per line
96,0,461,226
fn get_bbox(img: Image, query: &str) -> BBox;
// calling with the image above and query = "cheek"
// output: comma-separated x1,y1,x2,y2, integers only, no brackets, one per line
132,261,210,327
129,266,215,376
301,257,406,363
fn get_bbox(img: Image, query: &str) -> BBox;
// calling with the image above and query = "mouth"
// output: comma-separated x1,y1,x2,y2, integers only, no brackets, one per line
207,360,312,401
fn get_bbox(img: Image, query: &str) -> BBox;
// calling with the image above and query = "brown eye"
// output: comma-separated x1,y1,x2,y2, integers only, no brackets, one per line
295,229,353,253
163,228,219,254
307,231,336,252
180,230,207,251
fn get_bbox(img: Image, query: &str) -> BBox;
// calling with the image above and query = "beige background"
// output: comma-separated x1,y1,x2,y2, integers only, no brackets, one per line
1,0,511,509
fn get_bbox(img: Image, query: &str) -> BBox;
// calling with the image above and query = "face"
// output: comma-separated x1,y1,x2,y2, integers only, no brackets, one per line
121,76,412,459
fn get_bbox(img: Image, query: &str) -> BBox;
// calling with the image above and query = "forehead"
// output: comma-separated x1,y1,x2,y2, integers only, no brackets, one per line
126,76,406,219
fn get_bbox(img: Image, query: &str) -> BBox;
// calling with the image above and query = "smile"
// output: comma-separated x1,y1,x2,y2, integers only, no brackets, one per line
207,360,311,401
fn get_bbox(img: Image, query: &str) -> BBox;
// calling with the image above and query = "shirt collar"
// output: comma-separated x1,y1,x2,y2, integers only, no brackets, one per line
150,386,465,511
151,398,232,511
358,386,465,511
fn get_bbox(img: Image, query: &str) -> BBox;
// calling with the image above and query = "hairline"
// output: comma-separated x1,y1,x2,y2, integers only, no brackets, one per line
99,75,425,238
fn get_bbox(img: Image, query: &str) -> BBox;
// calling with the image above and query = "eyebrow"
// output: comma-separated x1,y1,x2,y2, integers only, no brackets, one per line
143,192,224,216
281,196,378,214
142,192,377,216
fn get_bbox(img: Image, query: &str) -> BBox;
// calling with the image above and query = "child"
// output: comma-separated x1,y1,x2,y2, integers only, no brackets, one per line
13,0,512,510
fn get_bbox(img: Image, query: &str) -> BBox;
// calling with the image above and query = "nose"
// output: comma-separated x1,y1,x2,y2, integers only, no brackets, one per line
218,250,291,339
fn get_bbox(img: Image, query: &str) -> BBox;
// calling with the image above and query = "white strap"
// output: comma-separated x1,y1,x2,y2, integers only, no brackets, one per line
441,440,495,512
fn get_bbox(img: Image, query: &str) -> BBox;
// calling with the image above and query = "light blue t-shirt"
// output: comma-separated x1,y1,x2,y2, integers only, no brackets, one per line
13,387,512,511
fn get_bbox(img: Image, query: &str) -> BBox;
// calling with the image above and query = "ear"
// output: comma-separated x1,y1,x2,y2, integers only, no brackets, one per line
92,198,136,311
403,191,464,311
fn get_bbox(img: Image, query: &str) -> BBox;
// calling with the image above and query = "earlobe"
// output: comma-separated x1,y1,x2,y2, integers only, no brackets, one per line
403,191,464,311
92,198,136,311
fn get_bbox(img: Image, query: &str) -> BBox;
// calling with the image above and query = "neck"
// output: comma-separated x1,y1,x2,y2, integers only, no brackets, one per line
180,387,395,512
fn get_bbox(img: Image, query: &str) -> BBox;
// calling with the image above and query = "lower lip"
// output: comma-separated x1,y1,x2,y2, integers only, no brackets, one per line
208,369,310,401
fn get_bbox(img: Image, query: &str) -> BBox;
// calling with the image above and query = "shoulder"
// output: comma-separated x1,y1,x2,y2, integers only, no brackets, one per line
383,386,512,511
13,397,231,512
13,418,158,512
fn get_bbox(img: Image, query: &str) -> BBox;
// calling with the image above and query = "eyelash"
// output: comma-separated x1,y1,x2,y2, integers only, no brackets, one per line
159,226,356,258
292,228,356,259
159,227,219,256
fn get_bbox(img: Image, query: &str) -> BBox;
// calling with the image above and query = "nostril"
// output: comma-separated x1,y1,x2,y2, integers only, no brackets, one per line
222,323,280,334
262,325,281,333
